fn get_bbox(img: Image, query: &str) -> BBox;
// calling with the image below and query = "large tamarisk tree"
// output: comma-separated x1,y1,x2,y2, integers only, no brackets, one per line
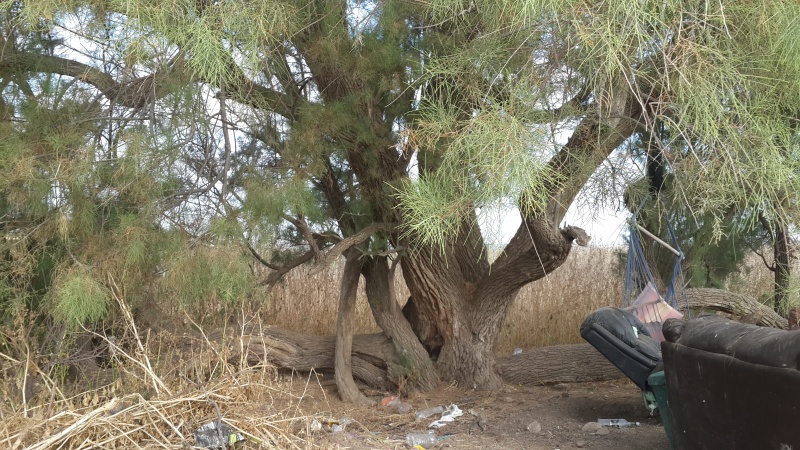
2,0,800,397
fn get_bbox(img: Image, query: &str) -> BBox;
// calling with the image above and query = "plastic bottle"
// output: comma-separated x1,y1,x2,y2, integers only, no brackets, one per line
415,405,445,419
598,418,640,428
405,431,437,448
381,396,413,413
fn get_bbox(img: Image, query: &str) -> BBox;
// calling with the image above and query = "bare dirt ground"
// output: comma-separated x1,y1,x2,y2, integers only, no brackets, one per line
286,374,670,450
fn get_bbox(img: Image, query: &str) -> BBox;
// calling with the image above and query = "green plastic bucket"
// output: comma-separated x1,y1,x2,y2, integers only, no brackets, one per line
647,370,675,450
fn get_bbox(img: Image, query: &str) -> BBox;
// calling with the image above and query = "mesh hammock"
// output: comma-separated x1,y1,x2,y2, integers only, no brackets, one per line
622,206,689,339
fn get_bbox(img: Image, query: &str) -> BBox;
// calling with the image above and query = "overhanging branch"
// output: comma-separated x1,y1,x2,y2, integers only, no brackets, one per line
0,51,296,117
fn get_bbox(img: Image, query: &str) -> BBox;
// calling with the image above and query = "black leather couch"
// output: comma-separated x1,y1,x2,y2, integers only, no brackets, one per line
661,315,800,450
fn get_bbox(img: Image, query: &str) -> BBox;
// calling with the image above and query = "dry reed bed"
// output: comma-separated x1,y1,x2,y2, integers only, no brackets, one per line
1,371,304,449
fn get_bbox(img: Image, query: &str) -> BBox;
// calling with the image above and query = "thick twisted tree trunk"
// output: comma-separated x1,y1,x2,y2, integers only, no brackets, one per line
362,256,438,391
397,85,641,390
401,218,584,389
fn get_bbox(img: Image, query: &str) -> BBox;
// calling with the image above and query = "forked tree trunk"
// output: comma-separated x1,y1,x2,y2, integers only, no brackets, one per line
401,218,586,390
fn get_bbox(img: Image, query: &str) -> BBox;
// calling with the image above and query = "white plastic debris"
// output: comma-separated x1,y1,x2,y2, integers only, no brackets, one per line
194,420,244,449
428,404,463,429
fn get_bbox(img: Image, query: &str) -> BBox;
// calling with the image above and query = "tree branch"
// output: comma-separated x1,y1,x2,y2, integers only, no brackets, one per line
483,85,641,296
261,249,317,286
0,51,297,117
309,223,391,274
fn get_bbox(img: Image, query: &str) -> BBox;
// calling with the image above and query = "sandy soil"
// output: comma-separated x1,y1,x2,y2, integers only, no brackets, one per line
286,375,670,450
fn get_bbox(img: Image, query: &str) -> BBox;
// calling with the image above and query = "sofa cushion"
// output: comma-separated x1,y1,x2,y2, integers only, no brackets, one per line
673,314,800,370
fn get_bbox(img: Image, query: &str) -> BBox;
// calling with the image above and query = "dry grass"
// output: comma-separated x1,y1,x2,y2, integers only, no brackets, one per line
0,291,323,449
496,247,625,354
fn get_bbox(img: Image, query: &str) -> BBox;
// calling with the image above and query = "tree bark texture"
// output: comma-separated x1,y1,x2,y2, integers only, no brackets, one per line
235,328,396,391
684,288,787,330
362,257,438,391
496,344,623,386
334,251,372,403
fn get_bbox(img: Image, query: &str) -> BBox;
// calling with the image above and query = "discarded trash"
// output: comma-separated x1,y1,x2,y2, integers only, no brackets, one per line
314,417,352,433
525,420,541,433
429,404,463,429
320,417,352,426
415,405,445,419
406,431,437,448
581,421,601,432
513,348,523,355
598,418,640,428
194,420,244,449
381,396,413,413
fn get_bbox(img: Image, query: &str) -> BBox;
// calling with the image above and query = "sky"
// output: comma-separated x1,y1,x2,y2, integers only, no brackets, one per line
482,201,629,249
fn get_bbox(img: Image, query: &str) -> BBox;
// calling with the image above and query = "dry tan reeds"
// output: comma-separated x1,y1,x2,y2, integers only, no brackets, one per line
0,290,321,450
2,366,313,450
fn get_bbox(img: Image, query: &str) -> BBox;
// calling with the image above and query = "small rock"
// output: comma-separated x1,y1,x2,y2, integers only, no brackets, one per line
560,392,570,398
502,396,515,403
576,440,587,448
595,427,610,435
552,383,569,391
526,421,542,433
581,422,601,432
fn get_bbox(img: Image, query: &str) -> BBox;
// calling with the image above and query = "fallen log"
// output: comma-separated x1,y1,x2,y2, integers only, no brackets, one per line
234,328,396,390
496,344,623,385
684,288,786,330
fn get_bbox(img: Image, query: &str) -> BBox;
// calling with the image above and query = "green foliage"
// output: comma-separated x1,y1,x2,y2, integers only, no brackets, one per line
400,104,556,249
160,244,255,310
3,0,800,344
50,269,110,329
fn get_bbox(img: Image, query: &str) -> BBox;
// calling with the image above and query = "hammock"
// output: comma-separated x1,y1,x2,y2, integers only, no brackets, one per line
622,207,689,341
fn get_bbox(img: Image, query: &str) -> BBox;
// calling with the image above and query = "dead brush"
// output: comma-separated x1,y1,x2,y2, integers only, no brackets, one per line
0,285,325,450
